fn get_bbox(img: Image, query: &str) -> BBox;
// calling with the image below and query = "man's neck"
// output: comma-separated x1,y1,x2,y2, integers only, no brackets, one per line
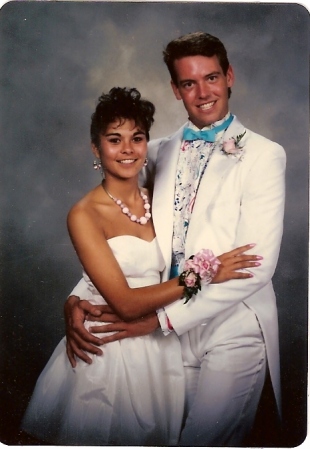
188,111,232,131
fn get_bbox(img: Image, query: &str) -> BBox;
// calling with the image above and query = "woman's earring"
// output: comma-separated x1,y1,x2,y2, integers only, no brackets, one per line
144,158,148,167
93,160,102,171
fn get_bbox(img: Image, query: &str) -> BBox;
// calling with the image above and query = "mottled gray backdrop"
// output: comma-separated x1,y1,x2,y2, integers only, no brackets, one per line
0,1,308,446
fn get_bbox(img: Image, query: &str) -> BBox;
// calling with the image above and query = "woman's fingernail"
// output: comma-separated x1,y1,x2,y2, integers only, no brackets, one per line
254,262,261,266
256,256,263,260
249,243,256,247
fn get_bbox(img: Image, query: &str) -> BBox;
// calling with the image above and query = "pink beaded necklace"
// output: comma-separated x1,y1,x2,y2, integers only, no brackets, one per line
102,182,151,225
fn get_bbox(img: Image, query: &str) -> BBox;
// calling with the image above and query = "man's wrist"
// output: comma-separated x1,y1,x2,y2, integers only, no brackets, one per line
157,309,174,335
64,295,81,319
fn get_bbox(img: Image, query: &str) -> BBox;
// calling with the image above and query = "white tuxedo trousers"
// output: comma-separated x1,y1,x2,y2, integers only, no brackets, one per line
179,302,266,446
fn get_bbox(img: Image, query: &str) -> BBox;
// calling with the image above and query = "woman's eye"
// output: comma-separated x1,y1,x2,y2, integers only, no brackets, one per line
108,138,120,144
133,135,146,143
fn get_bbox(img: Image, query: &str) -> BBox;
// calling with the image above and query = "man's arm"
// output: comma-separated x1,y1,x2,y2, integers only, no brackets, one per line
65,278,111,366
164,143,286,335
91,313,160,345
65,294,160,363
65,243,258,354
65,276,161,365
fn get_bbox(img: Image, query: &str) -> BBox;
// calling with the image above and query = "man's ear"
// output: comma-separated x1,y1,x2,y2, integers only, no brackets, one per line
91,143,100,159
226,65,235,88
170,80,182,101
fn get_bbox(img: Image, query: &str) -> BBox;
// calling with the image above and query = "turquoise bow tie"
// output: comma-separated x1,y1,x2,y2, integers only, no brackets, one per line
183,114,233,142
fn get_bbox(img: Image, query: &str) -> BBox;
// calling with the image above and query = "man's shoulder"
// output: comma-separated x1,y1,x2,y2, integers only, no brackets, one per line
245,128,285,158
147,125,185,161
246,127,280,145
148,126,184,148
147,137,165,154
230,116,284,152
146,138,164,165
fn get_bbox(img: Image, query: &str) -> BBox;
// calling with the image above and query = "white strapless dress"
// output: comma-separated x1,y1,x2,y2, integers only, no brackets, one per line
22,236,185,446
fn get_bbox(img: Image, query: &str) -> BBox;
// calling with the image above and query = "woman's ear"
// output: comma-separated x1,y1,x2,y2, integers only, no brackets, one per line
91,143,100,159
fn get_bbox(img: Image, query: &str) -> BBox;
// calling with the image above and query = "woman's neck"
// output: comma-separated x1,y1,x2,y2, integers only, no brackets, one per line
102,177,141,205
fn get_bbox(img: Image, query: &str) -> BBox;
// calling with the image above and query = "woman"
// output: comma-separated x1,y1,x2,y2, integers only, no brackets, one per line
22,87,260,445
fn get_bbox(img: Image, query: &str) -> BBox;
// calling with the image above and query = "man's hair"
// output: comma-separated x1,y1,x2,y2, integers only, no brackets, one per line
163,32,231,97
90,87,155,148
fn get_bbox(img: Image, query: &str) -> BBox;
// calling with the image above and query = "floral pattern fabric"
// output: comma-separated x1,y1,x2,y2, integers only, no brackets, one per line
171,113,231,269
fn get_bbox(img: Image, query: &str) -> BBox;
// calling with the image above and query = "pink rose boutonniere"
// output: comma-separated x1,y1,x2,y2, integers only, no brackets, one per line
222,130,246,159
179,249,221,304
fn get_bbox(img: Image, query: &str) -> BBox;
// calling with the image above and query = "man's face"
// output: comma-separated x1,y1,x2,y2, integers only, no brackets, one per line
171,55,234,128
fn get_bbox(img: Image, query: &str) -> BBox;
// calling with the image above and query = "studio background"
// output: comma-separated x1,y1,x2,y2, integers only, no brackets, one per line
0,1,308,446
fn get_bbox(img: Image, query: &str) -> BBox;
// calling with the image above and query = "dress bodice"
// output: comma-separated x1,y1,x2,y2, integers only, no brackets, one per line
82,236,165,299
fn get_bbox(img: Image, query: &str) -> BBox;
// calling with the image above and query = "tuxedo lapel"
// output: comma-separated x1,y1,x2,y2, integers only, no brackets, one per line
152,126,184,266
152,117,247,262
187,117,247,246
188,148,237,222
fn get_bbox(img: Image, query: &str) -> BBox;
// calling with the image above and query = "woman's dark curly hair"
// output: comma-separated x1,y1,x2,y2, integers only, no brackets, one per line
90,87,155,147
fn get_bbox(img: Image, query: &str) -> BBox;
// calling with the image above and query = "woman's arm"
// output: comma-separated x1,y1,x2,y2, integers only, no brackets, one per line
67,205,183,321
67,205,259,322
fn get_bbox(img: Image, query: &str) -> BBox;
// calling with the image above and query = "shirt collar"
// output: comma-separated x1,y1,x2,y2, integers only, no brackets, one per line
186,111,232,132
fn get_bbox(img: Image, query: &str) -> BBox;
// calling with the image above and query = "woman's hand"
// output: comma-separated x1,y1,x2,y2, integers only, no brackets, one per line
212,244,262,284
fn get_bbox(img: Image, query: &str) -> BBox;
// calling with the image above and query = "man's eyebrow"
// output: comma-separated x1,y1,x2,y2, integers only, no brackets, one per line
206,71,221,77
179,71,221,83
179,77,195,84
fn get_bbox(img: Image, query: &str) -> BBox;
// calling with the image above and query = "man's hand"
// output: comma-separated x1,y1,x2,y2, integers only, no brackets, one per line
64,295,107,367
89,312,160,345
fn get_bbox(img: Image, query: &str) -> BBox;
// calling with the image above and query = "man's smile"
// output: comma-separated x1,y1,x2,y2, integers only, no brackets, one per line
198,101,216,110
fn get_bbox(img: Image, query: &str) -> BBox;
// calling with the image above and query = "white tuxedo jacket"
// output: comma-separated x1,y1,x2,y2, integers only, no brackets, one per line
145,116,286,414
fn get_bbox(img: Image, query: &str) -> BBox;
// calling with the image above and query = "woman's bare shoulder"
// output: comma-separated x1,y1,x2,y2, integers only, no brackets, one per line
67,185,106,225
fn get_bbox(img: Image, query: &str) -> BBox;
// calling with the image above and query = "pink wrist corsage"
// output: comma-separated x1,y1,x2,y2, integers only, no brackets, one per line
178,249,221,304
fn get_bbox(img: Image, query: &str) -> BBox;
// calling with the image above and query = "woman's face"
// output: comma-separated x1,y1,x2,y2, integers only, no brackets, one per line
92,118,148,181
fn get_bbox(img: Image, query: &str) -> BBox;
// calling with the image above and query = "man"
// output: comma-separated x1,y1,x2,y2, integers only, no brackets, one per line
65,32,286,446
